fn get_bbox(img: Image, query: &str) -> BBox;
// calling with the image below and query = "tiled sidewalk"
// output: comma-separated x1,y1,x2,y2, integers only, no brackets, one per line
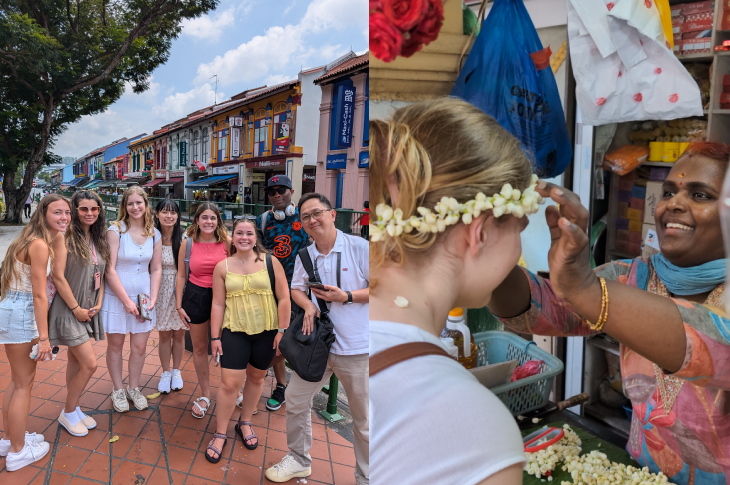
0,338,357,484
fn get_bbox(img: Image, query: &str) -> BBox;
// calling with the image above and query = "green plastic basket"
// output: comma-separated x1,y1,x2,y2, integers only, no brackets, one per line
473,331,564,416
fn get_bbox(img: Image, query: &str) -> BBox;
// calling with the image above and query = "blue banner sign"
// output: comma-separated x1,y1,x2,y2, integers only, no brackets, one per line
334,84,355,149
326,153,347,170
358,151,369,168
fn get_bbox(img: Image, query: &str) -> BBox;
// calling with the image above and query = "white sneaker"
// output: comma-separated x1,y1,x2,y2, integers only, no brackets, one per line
111,388,129,413
170,369,183,391
0,432,45,457
265,453,312,483
158,371,172,394
6,440,50,471
126,387,148,411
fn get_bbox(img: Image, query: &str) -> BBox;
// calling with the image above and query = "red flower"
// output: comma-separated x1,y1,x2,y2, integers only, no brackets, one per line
596,97,607,106
400,34,424,57
654,67,662,74
634,93,643,102
370,0,383,11
669,93,679,103
645,0,652,8
370,12,403,62
411,0,444,45
607,2,615,10
383,0,426,31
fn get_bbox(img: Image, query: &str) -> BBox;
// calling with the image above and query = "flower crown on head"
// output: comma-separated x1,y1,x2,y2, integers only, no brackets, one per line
370,174,544,242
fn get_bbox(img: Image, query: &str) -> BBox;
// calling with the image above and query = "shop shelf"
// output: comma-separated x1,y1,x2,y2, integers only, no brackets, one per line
473,331,564,417
676,52,714,61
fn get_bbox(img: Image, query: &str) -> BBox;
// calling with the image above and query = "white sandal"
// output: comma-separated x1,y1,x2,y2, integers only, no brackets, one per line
192,397,210,419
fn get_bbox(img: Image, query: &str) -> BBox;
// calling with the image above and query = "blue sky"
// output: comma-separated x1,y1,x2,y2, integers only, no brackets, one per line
53,0,368,159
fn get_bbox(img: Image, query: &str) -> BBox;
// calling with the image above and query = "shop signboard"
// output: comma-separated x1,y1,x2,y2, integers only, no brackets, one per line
179,141,187,167
303,173,316,182
169,171,184,178
334,84,356,149
252,173,266,183
275,122,290,153
230,117,243,127
246,159,286,169
231,128,241,158
213,164,238,175
358,151,369,168
326,153,347,170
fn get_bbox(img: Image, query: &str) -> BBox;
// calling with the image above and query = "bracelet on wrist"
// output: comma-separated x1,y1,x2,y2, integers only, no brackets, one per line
71,305,79,311
39,337,49,342
210,337,221,341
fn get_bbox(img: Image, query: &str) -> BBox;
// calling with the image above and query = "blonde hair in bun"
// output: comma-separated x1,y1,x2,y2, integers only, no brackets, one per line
370,97,533,287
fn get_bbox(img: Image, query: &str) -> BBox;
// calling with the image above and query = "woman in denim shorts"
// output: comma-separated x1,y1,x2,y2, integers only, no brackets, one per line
0,195,71,471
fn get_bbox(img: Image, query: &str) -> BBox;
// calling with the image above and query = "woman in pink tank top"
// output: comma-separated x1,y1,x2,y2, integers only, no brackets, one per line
176,203,229,418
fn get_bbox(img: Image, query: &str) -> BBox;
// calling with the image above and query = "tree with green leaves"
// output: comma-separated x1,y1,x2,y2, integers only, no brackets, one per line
0,0,218,222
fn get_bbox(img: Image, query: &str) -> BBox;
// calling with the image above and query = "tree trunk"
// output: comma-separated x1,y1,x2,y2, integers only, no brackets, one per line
2,103,54,223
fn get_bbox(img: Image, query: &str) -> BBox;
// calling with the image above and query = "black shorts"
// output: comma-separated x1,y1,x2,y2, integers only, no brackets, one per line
220,328,278,370
181,281,213,324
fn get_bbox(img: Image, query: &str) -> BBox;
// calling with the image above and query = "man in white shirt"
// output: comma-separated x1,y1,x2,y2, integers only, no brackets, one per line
265,193,369,484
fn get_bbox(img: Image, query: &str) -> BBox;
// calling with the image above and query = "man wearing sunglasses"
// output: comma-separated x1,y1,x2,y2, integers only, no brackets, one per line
250,175,310,412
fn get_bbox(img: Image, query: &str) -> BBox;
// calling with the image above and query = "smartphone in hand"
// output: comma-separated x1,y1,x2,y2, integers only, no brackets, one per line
306,282,327,291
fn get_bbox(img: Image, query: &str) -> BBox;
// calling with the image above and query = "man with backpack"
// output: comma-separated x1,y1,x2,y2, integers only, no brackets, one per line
265,193,369,484
253,174,309,412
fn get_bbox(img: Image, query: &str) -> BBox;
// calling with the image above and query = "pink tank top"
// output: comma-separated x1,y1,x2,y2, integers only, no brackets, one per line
188,241,227,288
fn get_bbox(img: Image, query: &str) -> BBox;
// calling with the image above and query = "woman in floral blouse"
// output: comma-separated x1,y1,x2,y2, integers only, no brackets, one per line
488,141,730,485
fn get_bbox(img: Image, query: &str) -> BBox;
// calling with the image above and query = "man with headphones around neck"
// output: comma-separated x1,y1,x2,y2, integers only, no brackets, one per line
248,174,310,412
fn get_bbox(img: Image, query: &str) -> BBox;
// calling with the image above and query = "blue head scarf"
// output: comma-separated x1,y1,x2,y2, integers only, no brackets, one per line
650,253,725,296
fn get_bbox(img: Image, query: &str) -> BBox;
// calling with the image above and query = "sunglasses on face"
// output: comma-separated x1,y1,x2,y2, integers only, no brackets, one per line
266,187,288,197
77,206,100,214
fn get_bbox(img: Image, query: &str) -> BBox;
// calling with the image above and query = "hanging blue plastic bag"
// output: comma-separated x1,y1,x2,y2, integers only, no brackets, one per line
451,0,572,178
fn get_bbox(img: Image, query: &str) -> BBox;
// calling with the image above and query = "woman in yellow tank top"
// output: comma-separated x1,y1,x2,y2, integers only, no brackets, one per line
205,217,290,463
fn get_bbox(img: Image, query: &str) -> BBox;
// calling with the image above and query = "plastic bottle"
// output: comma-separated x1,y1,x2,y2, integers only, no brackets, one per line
441,308,479,369
440,337,460,360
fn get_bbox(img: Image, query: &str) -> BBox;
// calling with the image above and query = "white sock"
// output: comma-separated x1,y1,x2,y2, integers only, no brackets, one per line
63,409,81,426
75,407,86,422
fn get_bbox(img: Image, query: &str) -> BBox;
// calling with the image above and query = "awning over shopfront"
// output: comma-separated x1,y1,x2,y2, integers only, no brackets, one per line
142,178,166,188
96,180,118,188
63,177,88,188
185,174,237,188
81,180,103,189
158,177,184,188
117,178,146,187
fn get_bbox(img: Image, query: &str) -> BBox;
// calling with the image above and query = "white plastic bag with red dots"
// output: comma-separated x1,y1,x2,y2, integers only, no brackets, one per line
569,0,703,125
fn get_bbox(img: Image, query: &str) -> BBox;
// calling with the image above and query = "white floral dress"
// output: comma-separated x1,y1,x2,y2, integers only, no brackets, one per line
154,245,185,331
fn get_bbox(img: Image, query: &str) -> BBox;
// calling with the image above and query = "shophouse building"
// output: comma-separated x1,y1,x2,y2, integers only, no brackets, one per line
313,51,369,209
125,135,155,188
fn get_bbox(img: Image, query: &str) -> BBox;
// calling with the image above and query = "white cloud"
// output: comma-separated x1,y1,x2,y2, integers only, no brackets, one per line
283,0,297,15
53,83,224,157
182,6,236,42
194,0,367,87
264,74,295,86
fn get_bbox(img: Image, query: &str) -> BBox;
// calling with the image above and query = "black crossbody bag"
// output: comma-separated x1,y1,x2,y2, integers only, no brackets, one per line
278,248,337,382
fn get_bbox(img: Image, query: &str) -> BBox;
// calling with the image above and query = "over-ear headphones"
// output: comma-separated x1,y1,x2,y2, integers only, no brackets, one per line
272,204,296,220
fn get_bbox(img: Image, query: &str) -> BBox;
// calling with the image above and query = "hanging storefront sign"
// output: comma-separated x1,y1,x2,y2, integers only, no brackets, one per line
231,128,241,158
252,173,266,182
179,141,187,167
169,170,184,178
334,84,356,149
213,164,238,175
358,151,369,168
230,116,243,127
303,173,316,182
326,153,348,170
275,122,290,153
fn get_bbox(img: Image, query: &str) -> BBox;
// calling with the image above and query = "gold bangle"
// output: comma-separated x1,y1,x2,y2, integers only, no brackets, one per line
587,277,609,331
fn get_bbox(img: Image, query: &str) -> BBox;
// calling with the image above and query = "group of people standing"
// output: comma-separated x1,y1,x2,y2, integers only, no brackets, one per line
0,175,369,485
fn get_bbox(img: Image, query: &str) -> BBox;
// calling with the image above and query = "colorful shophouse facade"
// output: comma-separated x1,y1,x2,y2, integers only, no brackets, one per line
314,51,369,209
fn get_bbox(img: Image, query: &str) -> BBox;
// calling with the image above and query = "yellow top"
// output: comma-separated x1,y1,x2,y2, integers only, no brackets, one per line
222,259,278,334
449,308,464,317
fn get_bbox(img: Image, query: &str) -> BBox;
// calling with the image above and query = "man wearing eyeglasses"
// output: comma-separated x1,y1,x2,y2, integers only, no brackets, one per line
250,175,309,413
265,193,369,484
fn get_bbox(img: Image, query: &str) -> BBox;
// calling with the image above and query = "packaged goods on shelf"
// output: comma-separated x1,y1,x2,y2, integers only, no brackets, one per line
682,29,712,38
682,0,715,15
644,181,664,224
680,12,714,32
682,36,712,53
627,118,708,147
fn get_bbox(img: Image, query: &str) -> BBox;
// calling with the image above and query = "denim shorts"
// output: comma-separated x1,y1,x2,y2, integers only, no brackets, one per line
0,290,38,344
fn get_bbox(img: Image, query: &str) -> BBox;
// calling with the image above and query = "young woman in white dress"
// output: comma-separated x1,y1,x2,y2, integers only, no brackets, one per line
101,186,162,412
153,198,188,393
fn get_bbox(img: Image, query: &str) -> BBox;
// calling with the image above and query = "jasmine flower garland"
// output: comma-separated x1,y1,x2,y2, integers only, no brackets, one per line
370,174,544,242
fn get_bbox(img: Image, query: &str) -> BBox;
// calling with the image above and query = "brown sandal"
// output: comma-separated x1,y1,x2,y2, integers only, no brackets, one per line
205,432,227,463
235,420,258,450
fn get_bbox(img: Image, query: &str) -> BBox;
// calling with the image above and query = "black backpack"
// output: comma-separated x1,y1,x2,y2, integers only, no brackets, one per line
278,247,336,382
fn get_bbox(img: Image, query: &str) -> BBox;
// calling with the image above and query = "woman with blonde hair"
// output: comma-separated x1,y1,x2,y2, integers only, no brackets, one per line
49,190,110,436
176,202,229,418
369,98,541,485
0,194,71,471
101,186,162,413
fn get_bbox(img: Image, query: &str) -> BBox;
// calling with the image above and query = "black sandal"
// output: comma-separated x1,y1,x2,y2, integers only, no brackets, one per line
205,432,227,463
235,420,258,450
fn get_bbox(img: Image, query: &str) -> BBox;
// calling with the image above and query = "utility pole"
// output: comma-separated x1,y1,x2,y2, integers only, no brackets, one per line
210,75,219,105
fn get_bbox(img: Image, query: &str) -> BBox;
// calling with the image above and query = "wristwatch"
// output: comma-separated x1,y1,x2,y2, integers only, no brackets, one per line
343,291,353,305
278,328,286,333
